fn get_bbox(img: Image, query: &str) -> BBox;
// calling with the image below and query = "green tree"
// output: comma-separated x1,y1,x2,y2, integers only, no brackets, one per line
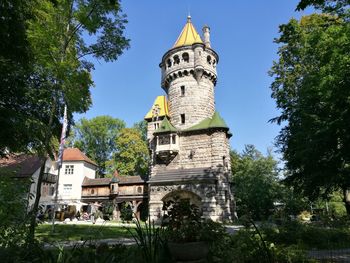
231,145,281,220
269,12,350,212
109,128,149,177
297,0,350,14
0,0,38,156
133,120,148,143
23,0,130,240
72,116,125,176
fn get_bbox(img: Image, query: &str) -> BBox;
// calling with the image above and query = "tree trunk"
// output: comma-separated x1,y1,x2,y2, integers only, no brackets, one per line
28,159,46,243
28,98,56,243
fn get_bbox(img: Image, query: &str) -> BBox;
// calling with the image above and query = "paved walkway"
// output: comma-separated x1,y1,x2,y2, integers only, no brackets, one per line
43,237,136,249
308,248,350,262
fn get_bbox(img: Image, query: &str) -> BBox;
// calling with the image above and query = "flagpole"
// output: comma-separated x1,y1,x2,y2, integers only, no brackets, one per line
51,105,68,232
51,167,61,231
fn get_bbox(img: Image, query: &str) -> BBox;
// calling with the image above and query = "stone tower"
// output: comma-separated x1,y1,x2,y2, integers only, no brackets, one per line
145,16,234,222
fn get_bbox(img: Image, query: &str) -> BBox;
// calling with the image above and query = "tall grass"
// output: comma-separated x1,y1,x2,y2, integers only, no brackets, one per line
127,215,163,263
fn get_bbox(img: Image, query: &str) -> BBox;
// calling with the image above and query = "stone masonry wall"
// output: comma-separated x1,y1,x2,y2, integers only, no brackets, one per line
152,131,230,173
167,76,215,129
160,44,218,129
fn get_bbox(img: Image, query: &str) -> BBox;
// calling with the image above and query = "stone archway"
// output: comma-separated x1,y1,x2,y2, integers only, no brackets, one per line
162,190,202,208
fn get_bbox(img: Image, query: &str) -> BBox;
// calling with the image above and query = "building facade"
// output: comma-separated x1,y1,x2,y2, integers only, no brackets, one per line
57,148,98,210
146,16,234,222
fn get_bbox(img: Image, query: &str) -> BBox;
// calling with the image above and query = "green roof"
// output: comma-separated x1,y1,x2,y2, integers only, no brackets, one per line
184,111,229,132
154,117,177,134
111,177,119,183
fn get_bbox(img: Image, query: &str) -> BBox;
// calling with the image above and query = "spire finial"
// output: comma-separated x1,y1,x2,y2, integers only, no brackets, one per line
187,15,191,22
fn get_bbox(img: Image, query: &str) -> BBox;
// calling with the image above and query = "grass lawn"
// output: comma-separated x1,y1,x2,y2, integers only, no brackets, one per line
36,223,134,242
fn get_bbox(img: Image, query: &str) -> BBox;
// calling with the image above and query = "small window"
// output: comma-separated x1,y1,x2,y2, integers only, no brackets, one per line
207,55,212,64
137,186,142,194
180,86,185,96
91,189,95,195
111,185,115,191
167,59,172,68
181,114,185,124
63,184,72,195
172,135,176,144
182,52,189,63
64,165,74,175
49,186,55,196
159,135,170,145
173,55,180,65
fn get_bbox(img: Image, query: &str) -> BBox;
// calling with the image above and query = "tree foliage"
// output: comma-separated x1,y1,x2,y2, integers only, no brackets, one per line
108,128,149,177
231,145,281,220
133,120,148,143
0,0,37,156
2,0,130,241
72,116,125,176
0,0,130,156
269,11,350,211
297,0,350,15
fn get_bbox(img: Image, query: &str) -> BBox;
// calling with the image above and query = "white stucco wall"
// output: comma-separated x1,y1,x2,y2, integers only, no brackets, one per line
57,161,96,203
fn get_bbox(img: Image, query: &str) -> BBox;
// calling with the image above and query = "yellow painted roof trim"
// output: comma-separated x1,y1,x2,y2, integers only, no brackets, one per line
173,16,203,48
144,96,169,120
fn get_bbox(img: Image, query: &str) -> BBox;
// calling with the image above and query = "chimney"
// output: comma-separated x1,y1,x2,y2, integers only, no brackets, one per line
202,25,211,48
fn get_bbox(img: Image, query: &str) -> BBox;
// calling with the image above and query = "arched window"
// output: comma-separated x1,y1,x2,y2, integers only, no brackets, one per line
91,189,95,195
213,59,216,67
207,55,212,65
137,186,142,194
173,55,180,65
167,58,172,68
182,52,189,63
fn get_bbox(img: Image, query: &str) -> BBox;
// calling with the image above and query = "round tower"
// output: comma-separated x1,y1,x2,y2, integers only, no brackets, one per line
160,16,219,129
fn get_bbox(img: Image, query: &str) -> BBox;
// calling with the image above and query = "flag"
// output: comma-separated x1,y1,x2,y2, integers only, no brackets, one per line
57,105,68,168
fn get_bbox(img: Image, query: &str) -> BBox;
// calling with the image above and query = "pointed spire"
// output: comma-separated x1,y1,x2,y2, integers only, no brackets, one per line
173,16,203,48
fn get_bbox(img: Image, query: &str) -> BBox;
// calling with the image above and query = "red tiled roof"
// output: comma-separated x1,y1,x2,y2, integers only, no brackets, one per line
63,148,97,166
0,154,44,177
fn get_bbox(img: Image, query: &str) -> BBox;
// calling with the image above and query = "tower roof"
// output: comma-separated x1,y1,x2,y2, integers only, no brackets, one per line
173,16,203,48
153,117,177,134
63,148,97,166
184,111,229,132
145,96,169,120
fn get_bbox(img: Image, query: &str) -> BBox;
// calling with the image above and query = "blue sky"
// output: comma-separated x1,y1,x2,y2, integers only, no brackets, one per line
75,0,311,156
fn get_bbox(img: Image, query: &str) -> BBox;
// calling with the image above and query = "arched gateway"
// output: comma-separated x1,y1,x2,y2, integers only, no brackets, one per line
145,16,234,222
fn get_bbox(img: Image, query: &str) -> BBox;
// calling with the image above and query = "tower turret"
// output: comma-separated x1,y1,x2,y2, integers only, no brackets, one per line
202,25,211,48
160,16,219,129
146,16,234,223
